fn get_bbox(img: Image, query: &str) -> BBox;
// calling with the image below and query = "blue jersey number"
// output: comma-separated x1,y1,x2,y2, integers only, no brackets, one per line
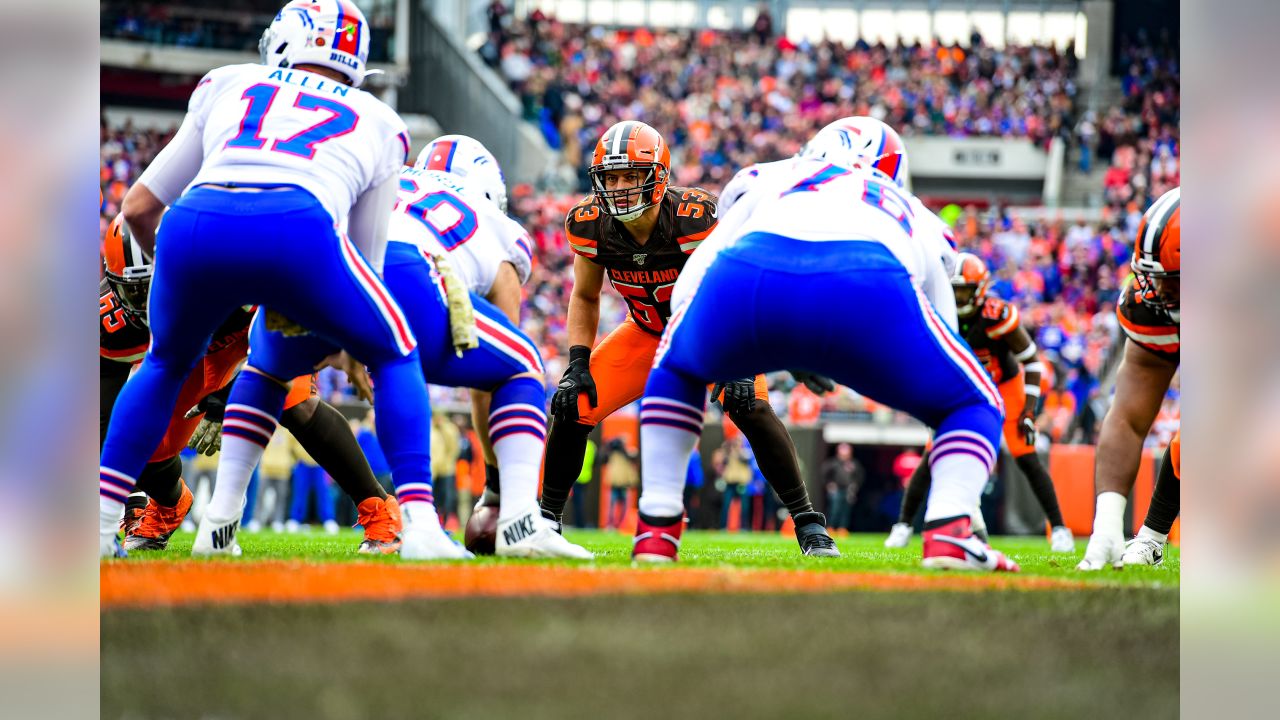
782,164,850,196
405,191,478,249
862,180,914,236
224,83,357,158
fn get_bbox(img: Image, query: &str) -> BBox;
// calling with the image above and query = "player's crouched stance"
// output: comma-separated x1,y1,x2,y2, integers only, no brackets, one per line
631,157,1018,572
381,137,590,560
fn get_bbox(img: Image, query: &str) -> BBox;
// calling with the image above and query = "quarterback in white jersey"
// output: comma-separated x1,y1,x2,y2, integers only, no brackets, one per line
101,0,468,562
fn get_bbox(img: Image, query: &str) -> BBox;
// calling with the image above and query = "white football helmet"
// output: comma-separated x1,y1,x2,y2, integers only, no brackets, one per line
415,135,508,213
259,0,373,88
799,116,910,189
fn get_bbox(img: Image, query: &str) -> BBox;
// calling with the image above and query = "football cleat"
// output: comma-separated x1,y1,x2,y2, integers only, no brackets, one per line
399,506,473,561
1076,531,1125,571
632,513,683,563
356,496,402,555
1122,535,1165,567
884,522,914,548
124,481,194,552
191,513,243,557
100,532,127,559
793,512,840,557
921,516,1020,572
1050,525,1076,553
120,493,147,536
496,508,593,560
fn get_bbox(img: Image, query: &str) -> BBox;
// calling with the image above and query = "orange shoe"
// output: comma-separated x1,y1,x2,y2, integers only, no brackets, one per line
123,481,193,552
356,496,402,554
120,496,146,537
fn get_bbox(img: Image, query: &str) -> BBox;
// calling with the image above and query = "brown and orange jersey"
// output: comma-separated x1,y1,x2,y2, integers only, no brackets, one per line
565,186,718,335
959,296,1023,383
1117,275,1180,362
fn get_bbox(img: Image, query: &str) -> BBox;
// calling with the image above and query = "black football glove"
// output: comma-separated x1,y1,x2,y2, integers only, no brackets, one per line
550,346,597,423
1019,408,1038,446
711,378,756,415
789,370,836,395
185,381,233,456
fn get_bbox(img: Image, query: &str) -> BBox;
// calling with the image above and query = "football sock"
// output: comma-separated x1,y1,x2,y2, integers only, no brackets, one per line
732,402,814,518
1014,453,1066,528
136,456,184,507
635,365,707,519
923,429,998,523
488,376,548,521
1142,444,1180,537
540,420,594,521
1094,491,1128,538
207,371,287,520
370,352,435,519
281,398,386,504
898,458,933,524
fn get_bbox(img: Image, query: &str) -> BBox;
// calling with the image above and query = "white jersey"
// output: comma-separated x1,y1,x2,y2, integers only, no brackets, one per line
679,158,958,327
139,63,409,228
386,168,534,295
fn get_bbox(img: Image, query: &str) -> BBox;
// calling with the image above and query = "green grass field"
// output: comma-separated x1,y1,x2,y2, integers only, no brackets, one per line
102,530,1179,719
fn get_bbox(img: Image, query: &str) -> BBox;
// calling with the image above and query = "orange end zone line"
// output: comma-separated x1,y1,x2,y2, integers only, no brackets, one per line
101,562,1099,609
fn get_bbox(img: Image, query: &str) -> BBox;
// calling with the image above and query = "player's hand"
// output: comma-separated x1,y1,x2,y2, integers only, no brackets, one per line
711,378,756,415
551,346,596,423
317,351,373,403
789,370,836,395
1019,409,1038,446
185,385,231,456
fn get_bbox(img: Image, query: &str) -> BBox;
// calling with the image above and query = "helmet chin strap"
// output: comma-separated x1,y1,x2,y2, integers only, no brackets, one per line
616,207,644,223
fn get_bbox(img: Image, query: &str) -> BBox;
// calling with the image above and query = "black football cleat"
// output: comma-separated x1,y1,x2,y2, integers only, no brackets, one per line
794,512,841,557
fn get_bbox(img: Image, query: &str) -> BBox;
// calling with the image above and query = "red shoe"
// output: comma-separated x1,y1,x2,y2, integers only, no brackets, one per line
922,516,1020,572
123,481,194,552
120,497,146,537
356,496,402,555
632,513,683,563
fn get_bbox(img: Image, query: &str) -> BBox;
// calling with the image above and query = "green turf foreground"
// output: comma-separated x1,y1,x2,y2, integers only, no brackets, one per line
102,532,1178,719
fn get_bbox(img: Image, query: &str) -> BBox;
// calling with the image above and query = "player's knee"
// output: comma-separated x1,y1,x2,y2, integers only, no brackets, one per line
725,397,774,424
280,395,319,430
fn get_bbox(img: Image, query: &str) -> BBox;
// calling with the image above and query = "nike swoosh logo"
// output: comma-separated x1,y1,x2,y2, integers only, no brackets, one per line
935,535,988,563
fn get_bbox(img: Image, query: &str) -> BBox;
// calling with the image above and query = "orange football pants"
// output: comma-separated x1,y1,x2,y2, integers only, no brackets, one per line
150,332,314,461
573,318,768,425
1170,429,1181,479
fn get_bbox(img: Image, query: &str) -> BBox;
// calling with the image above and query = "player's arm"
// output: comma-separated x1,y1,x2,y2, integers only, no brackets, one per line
126,114,206,252
99,358,132,448
1005,324,1044,443
472,261,525,465
1094,341,1178,497
550,256,605,421
347,175,398,274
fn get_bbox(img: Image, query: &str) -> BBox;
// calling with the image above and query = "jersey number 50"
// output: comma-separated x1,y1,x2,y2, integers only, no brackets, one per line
224,83,358,159
396,179,479,250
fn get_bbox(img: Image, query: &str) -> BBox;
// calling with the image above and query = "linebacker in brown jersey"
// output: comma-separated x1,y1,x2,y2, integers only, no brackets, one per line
886,252,1073,552
1080,187,1181,570
538,120,838,556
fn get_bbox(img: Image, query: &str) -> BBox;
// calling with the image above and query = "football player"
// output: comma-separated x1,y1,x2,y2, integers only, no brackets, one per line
632,137,1018,570
101,214,402,554
99,0,462,559
532,120,839,557
884,253,1073,553
1078,187,1180,570
379,135,591,559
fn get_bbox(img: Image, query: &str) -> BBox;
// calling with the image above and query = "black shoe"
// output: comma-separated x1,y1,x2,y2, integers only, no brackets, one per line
540,507,563,535
793,512,841,557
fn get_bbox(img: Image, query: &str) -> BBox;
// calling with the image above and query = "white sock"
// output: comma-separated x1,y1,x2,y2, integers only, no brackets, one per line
493,433,543,521
923,453,989,523
205,434,263,520
637,423,697,519
100,497,123,535
1137,524,1168,544
1094,491,1127,538
401,501,442,531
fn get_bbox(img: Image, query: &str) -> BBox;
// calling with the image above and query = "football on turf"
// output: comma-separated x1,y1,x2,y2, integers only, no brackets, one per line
464,504,499,555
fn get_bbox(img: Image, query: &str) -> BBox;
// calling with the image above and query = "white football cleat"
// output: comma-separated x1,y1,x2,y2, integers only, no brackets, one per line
400,525,473,560
1122,535,1165,567
1050,526,1076,553
191,515,244,557
496,510,593,560
1076,531,1124,570
100,532,127,559
884,522,913,548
